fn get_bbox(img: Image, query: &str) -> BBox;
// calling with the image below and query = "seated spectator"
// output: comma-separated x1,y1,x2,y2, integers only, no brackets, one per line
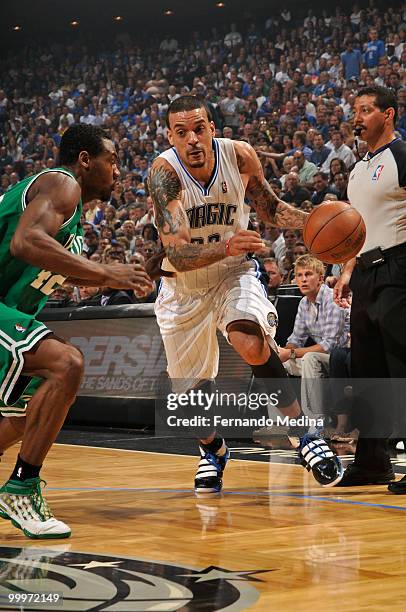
354,139,369,162
328,157,348,179
139,196,155,226
340,122,355,150
300,200,313,212
290,130,313,160
266,226,286,265
142,223,159,243
76,286,101,306
269,178,282,199
277,254,350,417
281,250,295,284
311,171,337,206
332,172,349,201
321,131,356,174
284,228,300,252
47,284,76,308
292,242,308,263
323,192,338,201
292,150,318,186
83,229,99,258
281,172,311,207
310,132,332,168
141,240,158,261
85,199,104,225
103,205,120,230
223,126,234,139
263,257,284,301
121,220,137,252
100,226,115,242
279,156,295,189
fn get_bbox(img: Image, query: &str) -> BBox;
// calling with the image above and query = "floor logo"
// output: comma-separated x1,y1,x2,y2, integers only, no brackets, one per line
0,547,269,611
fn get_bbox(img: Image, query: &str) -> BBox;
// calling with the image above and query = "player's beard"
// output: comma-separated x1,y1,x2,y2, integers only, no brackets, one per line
187,149,205,167
188,159,205,167
100,182,115,201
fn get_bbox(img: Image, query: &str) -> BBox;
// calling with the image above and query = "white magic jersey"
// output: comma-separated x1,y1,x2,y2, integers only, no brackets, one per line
159,138,250,292
348,139,406,254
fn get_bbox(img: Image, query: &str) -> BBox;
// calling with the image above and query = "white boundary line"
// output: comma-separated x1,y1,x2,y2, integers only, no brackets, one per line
54,442,302,466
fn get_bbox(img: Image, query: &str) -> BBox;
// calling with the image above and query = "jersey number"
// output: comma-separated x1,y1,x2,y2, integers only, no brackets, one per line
30,270,66,295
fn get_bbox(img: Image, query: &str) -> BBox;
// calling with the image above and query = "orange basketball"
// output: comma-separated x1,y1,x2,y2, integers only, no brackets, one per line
303,201,366,264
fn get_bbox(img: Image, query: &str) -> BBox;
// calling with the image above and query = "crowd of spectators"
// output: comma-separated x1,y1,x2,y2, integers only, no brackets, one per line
1,0,406,305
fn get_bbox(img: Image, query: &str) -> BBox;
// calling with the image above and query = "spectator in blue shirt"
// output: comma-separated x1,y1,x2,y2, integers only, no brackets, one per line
290,130,313,160
310,133,331,168
313,72,335,97
364,29,386,69
341,40,362,79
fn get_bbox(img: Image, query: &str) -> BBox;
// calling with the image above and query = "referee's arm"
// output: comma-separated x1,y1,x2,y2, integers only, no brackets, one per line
334,258,356,308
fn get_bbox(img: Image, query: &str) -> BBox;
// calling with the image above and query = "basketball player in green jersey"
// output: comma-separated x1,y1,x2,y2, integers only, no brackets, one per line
0,124,153,539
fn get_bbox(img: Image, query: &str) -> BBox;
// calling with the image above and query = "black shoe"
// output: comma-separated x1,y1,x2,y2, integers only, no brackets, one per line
336,462,395,486
388,474,406,494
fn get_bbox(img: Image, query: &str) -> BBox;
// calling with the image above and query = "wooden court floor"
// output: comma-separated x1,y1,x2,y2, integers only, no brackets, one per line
0,442,406,611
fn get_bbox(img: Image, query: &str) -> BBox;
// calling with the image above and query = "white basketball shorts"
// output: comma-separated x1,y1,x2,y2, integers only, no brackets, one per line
155,261,278,387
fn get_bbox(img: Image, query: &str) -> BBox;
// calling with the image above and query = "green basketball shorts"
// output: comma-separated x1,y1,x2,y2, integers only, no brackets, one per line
0,303,51,416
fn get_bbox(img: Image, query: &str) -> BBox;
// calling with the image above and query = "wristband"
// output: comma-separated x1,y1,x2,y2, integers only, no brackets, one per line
225,239,231,256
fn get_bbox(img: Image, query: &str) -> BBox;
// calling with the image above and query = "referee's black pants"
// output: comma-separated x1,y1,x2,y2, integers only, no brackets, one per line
350,247,406,471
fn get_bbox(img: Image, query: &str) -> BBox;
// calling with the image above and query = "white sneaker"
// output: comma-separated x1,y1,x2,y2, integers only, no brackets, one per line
0,478,71,539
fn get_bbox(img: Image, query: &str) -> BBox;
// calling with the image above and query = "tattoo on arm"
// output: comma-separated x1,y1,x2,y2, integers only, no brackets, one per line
273,202,308,229
236,150,247,173
247,176,307,228
148,165,183,235
246,175,280,220
167,242,227,272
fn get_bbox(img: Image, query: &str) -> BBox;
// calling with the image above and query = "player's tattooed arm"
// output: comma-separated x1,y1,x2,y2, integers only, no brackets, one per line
166,242,228,272
148,159,228,272
148,162,185,235
234,141,308,229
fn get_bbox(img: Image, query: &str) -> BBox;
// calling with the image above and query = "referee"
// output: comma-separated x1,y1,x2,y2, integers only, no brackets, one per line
334,86,406,491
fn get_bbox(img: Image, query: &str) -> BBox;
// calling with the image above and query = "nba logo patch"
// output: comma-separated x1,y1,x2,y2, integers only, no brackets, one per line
221,181,228,193
15,324,26,333
267,312,278,327
372,164,384,181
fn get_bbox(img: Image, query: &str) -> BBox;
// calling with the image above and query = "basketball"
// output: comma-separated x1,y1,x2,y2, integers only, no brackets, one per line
303,201,366,264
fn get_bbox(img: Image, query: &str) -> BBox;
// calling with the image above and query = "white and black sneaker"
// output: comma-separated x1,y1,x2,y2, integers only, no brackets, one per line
194,446,230,495
292,433,344,487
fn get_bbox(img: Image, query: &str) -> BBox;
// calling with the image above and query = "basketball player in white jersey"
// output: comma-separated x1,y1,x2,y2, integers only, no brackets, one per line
148,95,343,493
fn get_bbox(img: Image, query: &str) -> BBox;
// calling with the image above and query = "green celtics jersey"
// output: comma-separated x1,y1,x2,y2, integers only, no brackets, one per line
0,168,83,316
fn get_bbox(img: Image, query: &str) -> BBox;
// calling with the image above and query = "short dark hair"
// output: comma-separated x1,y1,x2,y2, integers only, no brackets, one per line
314,171,329,181
166,94,212,128
59,124,111,165
293,131,307,145
356,86,398,123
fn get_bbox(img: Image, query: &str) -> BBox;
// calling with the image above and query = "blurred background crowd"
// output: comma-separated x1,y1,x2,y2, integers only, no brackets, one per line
1,0,406,306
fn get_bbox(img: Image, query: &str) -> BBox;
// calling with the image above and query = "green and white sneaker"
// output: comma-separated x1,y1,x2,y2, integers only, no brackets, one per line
0,478,71,539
